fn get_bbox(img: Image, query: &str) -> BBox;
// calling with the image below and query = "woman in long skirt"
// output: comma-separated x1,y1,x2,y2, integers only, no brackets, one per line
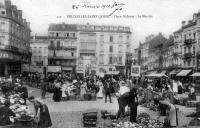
96,80,103,98
28,96,52,128
80,81,87,100
53,80,62,102
159,95,177,127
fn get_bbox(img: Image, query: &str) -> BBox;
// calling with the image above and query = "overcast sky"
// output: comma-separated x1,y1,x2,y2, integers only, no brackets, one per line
10,0,200,48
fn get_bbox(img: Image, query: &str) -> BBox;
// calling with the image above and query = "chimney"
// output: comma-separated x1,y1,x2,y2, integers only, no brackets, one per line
182,21,186,26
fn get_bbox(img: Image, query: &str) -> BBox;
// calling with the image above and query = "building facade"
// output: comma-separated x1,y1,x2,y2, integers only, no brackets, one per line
47,23,78,73
30,36,48,73
76,23,132,76
171,11,200,72
0,0,31,76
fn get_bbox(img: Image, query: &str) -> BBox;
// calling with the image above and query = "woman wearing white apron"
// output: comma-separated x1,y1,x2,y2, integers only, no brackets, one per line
80,81,87,100
61,81,68,100
96,79,103,98
159,95,177,127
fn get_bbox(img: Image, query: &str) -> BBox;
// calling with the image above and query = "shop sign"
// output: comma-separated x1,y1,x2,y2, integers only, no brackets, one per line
131,65,140,76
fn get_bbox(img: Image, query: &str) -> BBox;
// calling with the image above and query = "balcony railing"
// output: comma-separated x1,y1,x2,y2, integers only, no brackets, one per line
48,46,77,50
183,53,192,60
184,39,196,46
173,52,179,58
48,55,76,60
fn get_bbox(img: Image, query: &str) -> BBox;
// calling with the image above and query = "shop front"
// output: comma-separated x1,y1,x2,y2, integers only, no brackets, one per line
115,66,125,75
0,50,30,76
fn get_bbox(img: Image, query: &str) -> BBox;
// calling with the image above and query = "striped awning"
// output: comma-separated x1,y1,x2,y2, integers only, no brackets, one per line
169,69,181,75
176,70,192,76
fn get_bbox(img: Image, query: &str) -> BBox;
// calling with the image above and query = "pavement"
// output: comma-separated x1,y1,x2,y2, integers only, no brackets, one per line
26,86,200,128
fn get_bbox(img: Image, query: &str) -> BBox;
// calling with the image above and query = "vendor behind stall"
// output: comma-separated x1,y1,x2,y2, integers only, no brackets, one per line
28,96,52,128
0,100,16,126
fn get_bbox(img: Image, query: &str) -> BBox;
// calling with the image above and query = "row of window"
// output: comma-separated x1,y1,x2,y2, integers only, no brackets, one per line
48,60,76,65
32,56,47,61
184,33,196,40
49,32,76,38
99,55,123,65
167,45,196,55
183,59,196,66
32,47,48,53
0,20,30,41
49,41,76,49
9,36,29,50
100,35,130,42
77,25,130,32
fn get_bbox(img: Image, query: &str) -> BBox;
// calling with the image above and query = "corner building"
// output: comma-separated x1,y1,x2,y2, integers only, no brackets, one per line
0,0,31,76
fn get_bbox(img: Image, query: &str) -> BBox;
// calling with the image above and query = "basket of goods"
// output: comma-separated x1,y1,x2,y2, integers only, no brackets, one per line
83,112,97,127
16,114,33,122
136,113,150,123
112,120,164,128
101,110,117,120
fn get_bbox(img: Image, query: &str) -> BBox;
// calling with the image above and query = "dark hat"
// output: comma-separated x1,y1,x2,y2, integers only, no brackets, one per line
4,100,10,107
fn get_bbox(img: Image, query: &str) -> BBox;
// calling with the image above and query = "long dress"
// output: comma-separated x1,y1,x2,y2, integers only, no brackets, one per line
61,84,68,98
53,87,62,102
34,101,52,127
168,103,177,127
97,86,103,98
80,83,87,100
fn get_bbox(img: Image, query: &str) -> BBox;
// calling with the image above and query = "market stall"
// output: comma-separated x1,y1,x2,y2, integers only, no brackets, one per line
0,94,36,127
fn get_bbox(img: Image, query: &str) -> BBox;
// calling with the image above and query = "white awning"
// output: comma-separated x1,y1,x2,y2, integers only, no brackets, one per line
146,73,168,77
47,66,61,72
191,72,200,77
161,70,166,74
169,69,181,75
176,70,192,76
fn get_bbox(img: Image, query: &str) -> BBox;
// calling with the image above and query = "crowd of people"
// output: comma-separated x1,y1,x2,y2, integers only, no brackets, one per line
1,72,199,127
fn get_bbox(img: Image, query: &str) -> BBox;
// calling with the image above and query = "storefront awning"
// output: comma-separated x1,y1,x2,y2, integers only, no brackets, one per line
160,70,166,74
169,69,181,75
191,72,200,77
47,66,61,72
146,73,168,77
176,69,192,76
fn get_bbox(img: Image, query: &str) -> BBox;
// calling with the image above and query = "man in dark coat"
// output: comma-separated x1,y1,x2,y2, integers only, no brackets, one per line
104,80,112,103
116,92,129,119
41,79,47,99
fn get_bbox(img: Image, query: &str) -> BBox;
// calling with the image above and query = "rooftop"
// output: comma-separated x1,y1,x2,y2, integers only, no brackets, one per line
48,23,77,32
